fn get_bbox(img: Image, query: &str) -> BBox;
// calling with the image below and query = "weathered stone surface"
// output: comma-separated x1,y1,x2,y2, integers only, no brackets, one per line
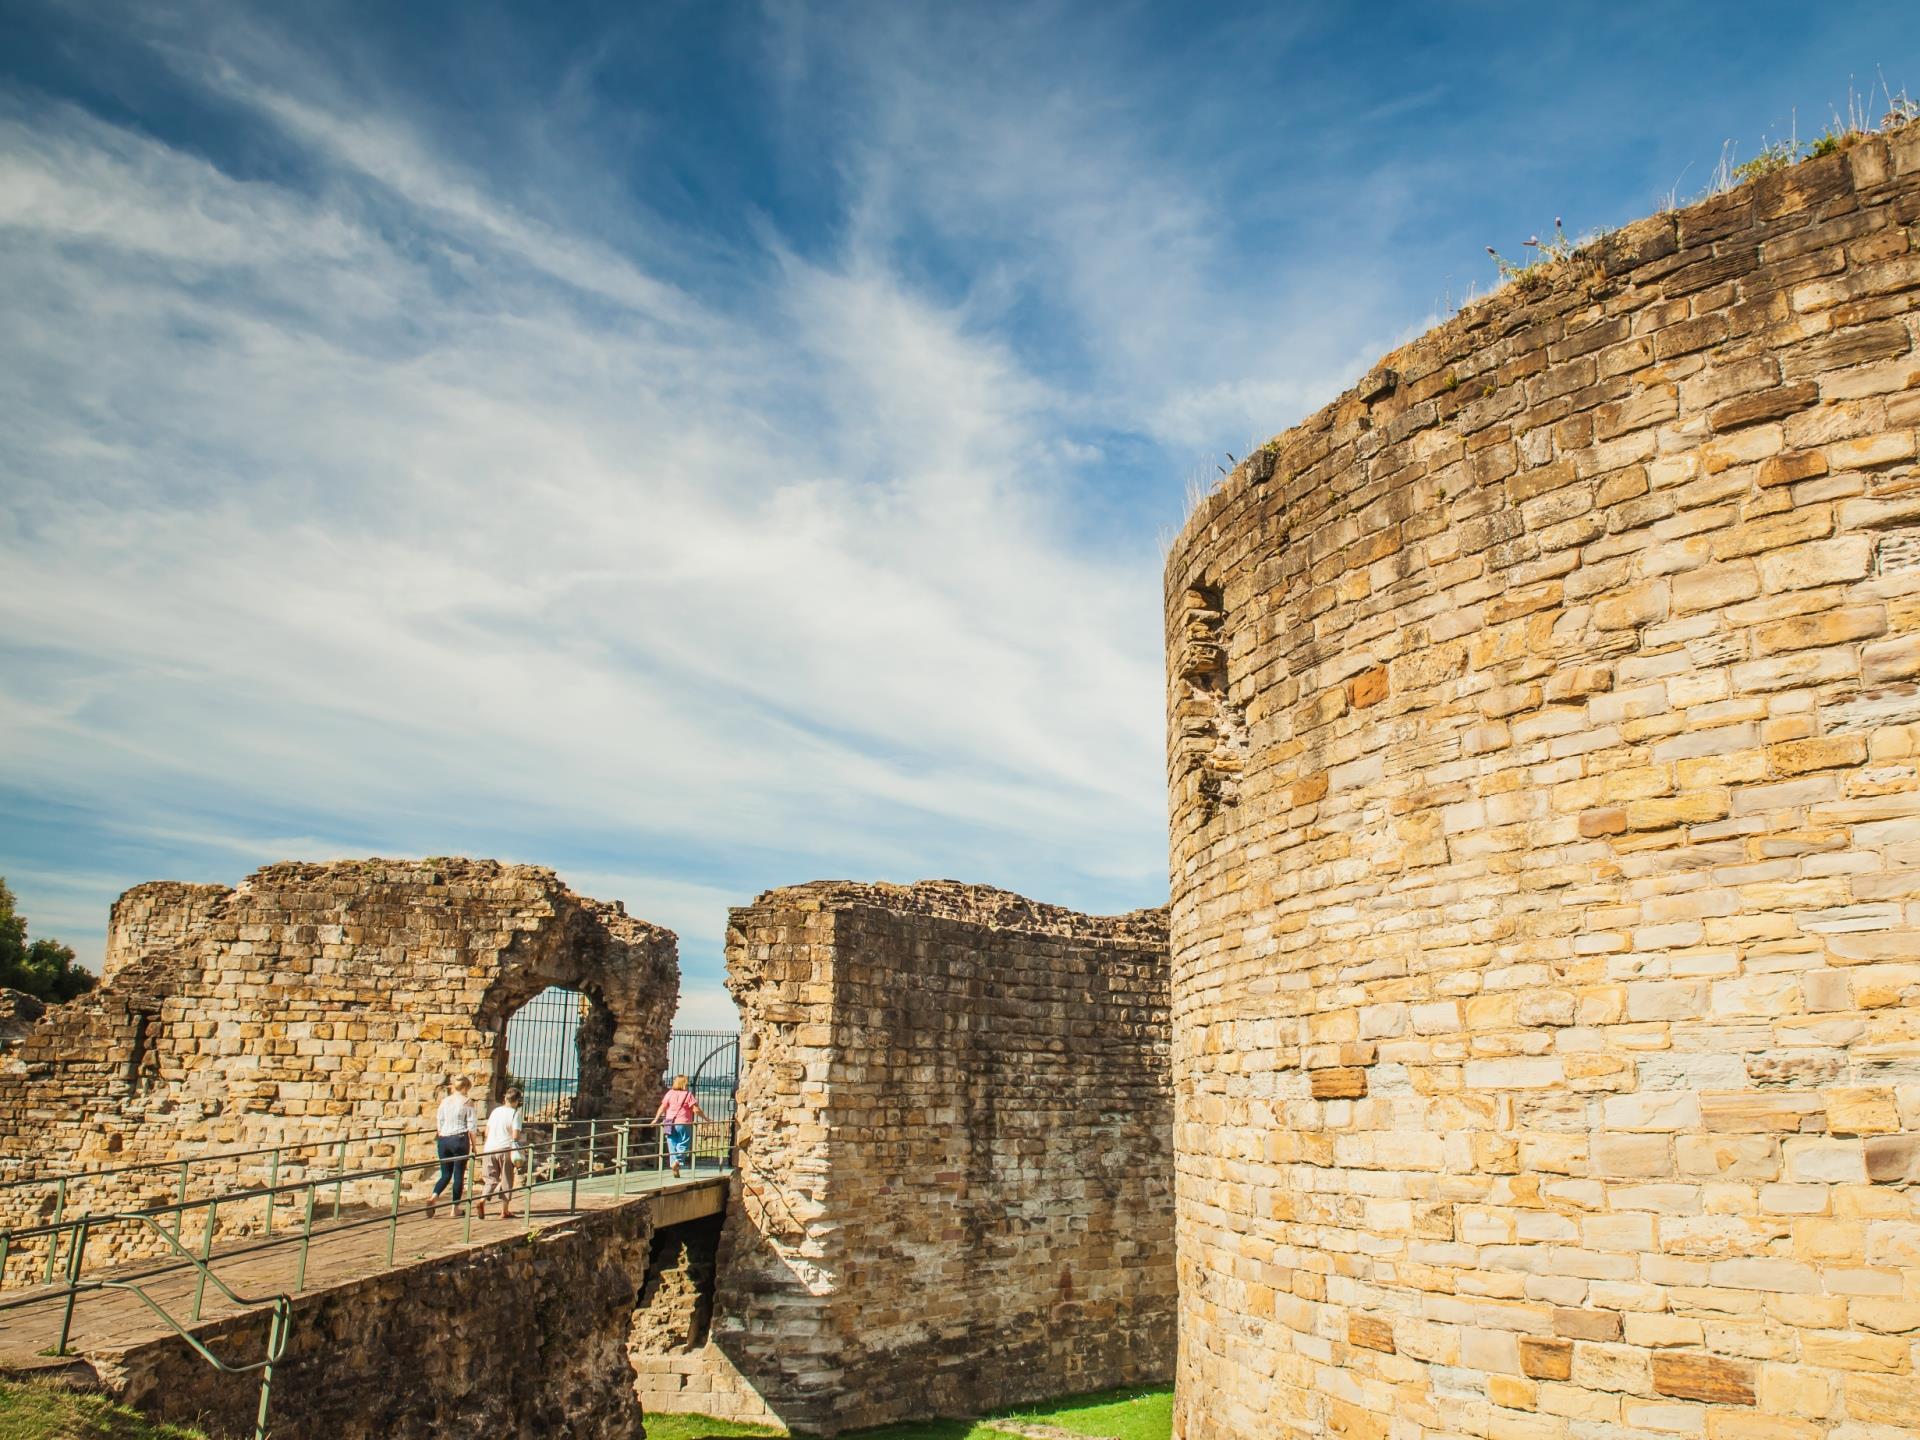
643,881,1171,1437
0,859,677,1275
1165,127,1920,1440
1652,1352,1757,1405
0,989,44,1053
105,1184,660,1439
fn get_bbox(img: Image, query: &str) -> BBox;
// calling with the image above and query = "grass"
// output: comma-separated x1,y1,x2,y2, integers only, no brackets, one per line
642,1385,1173,1440
993,1388,1172,1439
0,1378,1170,1440
0,1380,207,1440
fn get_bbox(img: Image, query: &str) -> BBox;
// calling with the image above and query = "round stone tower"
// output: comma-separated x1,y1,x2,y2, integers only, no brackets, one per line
1165,129,1920,1440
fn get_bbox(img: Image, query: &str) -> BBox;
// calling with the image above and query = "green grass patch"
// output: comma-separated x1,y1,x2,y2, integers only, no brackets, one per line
0,1380,207,1440
994,1386,1173,1439
643,1385,1173,1440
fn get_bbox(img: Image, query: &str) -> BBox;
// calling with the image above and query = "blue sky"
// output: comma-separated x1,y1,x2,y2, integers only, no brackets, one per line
2,0,1916,1027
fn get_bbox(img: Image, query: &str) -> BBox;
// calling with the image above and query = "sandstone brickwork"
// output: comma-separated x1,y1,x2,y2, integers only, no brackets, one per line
1165,127,1920,1439
643,881,1174,1435
0,859,676,1272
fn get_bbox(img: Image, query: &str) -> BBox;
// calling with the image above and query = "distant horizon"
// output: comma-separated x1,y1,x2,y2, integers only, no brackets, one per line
4,0,1918,1030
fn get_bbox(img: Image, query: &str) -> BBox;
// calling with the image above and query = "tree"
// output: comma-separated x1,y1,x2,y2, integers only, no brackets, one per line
0,877,96,1003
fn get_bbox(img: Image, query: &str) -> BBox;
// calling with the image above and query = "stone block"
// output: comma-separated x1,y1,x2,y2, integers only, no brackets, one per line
1652,1352,1757,1405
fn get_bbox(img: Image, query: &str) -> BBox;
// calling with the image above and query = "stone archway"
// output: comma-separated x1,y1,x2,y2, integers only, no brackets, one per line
0,859,679,1210
473,894,678,1120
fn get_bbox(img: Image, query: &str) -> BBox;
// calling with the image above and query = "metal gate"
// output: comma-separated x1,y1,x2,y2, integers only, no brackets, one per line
504,991,738,1123
503,986,586,1122
667,1029,740,1122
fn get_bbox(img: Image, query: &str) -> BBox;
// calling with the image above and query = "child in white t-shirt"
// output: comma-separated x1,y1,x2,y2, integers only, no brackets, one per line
476,1086,524,1219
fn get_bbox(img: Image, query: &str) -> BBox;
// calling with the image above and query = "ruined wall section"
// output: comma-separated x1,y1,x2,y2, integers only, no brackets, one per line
641,881,1173,1435
102,882,229,983
0,859,676,1267
1164,127,1920,1440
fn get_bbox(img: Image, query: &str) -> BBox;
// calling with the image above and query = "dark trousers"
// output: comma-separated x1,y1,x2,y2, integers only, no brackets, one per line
432,1134,471,1201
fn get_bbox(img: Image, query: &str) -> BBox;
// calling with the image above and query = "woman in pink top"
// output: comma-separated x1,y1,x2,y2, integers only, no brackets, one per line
653,1074,702,1176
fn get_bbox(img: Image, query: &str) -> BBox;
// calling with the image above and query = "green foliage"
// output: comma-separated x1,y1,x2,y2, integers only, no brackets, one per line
0,1380,207,1439
0,878,94,1004
1485,217,1581,290
1732,139,1798,183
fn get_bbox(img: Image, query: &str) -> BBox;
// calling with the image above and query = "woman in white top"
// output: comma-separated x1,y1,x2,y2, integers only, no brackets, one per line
476,1086,524,1220
428,1075,480,1216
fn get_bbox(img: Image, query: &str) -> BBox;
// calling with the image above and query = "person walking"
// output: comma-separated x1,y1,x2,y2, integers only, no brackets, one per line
653,1074,701,1177
428,1075,480,1216
476,1085,524,1219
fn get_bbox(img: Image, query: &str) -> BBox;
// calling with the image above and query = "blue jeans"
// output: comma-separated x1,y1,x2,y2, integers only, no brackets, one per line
432,1134,470,1202
667,1124,692,1167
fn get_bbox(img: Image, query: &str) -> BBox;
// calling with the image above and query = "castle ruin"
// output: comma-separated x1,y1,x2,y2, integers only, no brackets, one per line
0,859,678,1266
1165,123,1920,1440
635,881,1176,1434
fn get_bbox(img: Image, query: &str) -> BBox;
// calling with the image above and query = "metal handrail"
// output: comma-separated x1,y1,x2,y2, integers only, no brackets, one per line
0,1123,430,1194
3,1118,734,1436
3,1117,732,1300
46,1212,293,1440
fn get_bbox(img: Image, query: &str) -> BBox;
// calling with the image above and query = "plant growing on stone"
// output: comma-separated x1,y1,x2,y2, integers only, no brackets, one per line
1733,137,1798,183
1486,216,1578,289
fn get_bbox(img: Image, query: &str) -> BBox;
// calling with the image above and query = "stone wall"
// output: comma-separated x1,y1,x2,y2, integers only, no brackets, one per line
0,859,676,1273
642,881,1174,1435
100,1187,662,1440
1164,127,1920,1439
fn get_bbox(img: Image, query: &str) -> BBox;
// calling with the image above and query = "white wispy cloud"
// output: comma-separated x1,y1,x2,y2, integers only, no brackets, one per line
0,3,1426,1022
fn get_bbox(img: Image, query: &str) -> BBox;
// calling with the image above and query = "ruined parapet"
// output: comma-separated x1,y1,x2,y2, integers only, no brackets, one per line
0,989,43,1053
102,881,230,983
634,880,1172,1435
1165,128,1920,1438
0,858,677,1270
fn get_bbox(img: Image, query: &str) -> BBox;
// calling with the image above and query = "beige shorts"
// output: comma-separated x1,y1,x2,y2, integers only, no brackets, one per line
481,1151,516,1199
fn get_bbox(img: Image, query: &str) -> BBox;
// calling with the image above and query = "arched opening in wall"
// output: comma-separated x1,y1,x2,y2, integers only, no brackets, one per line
496,985,616,1121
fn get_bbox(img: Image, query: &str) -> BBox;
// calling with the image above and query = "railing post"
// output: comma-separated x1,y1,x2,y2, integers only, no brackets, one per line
192,1199,218,1321
254,1303,283,1440
333,1138,347,1218
56,1216,89,1355
264,1147,281,1237
524,1139,537,1235
43,1178,68,1285
655,1123,665,1173
0,1227,11,1288
174,1161,189,1241
588,1118,599,1180
297,1184,316,1293
615,1123,629,1197
385,1165,402,1269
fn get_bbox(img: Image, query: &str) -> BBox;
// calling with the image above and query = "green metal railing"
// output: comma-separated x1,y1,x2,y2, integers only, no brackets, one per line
0,1123,428,1281
0,1118,733,1440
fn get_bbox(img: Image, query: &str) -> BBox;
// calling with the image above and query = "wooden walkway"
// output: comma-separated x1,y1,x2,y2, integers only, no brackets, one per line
0,1169,727,1369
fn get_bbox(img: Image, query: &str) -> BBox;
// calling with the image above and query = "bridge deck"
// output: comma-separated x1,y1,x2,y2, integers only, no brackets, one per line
0,1168,729,1370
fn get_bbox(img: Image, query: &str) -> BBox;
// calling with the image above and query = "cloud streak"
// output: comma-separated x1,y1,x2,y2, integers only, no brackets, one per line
11,0,1906,1020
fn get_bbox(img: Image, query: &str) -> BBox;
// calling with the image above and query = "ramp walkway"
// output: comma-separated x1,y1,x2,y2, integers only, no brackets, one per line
0,1119,731,1438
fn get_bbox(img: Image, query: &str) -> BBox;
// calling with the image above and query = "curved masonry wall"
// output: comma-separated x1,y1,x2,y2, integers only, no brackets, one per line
1165,128,1920,1440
